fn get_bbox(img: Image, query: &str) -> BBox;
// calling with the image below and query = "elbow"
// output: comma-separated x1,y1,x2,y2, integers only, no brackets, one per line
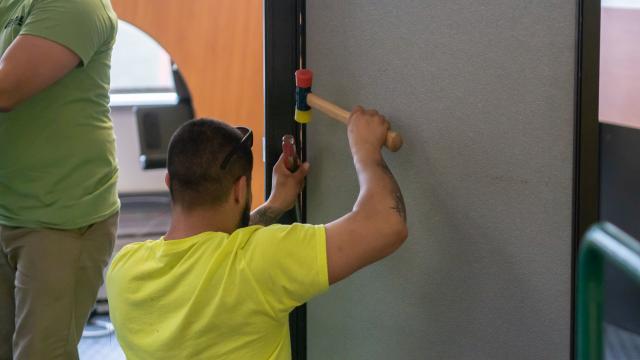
393,222,409,250
0,93,17,112
398,222,409,244
0,71,23,112
382,219,409,256
0,105,14,113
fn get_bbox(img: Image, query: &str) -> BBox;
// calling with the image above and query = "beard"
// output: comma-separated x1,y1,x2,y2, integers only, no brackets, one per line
238,200,251,228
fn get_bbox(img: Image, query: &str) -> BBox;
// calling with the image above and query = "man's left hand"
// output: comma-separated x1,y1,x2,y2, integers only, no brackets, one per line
267,153,310,211
249,153,309,227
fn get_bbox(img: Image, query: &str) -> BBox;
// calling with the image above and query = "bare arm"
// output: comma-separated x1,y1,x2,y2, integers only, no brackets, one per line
325,107,408,284
250,153,310,226
0,35,80,112
249,203,285,227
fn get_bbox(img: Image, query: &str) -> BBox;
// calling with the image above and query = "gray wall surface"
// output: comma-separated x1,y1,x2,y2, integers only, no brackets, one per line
305,1,576,359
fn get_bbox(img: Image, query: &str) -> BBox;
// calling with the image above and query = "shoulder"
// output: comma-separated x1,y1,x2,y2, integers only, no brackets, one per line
80,0,118,33
33,0,117,27
31,0,108,14
254,223,326,237
236,223,327,249
236,223,323,236
109,240,153,270
91,0,118,25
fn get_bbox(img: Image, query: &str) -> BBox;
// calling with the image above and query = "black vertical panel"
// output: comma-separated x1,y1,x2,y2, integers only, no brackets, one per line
600,123,640,335
296,0,308,227
264,1,307,359
574,0,601,358
574,0,600,240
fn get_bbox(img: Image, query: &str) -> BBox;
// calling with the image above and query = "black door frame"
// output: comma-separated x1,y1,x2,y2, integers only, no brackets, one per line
573,0,600,358
574,1,601,248
264,0,601,358
264,0,307,359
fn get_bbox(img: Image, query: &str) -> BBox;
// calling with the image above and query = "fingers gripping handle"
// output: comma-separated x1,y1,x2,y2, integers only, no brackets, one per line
282,135,299,172
306,93,404,152
384,130,404,153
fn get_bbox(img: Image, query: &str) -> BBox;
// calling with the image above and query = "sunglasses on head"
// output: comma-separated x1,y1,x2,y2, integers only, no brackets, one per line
220,126,253,170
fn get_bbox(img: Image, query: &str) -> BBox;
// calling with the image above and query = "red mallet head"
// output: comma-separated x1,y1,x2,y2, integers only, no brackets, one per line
295,69,313,89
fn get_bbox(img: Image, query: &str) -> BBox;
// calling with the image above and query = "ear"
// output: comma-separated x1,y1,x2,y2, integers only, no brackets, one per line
232,176,248,205
165,172,170,189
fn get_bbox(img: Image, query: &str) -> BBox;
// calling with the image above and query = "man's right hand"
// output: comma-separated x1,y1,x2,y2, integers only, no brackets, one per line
347,106,390,160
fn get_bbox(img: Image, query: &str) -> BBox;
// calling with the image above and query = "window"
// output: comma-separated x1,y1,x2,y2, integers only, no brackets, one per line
109,21,178,107
602,0,640,9
599,0,640,128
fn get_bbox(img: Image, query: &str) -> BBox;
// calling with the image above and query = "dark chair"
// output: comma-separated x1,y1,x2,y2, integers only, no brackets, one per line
135,64,194,170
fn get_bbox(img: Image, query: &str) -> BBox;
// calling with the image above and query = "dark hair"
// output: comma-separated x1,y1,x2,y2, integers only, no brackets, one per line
167,118,253,209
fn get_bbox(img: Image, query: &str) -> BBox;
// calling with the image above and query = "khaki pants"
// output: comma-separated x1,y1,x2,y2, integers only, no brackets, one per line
0,213,118,360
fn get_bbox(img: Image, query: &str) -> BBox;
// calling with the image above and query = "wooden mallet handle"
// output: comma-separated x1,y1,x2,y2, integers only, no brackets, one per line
306,93,404,152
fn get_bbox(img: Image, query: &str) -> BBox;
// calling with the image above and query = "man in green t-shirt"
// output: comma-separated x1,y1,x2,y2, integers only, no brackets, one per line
0,0,120,358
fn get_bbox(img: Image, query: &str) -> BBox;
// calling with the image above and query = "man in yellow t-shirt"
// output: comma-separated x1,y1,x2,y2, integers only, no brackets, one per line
107,110,408,359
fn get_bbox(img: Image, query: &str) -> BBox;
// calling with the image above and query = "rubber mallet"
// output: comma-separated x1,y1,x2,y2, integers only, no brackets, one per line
294,69,403,152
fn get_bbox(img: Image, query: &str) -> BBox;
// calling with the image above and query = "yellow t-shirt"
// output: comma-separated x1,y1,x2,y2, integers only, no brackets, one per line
106,224,328,360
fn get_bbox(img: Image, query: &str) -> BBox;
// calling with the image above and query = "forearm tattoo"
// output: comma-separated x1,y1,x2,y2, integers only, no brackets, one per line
249,206,283,226
378,160,407,222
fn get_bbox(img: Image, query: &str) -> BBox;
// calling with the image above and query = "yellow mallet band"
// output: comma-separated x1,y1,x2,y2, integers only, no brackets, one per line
294,109,312,124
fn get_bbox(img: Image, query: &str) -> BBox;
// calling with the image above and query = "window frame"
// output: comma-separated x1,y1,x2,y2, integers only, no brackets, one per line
109,20,179,108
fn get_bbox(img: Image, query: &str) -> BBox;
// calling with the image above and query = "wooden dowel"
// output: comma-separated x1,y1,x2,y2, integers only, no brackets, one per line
307,93,404,152
307,93,351,124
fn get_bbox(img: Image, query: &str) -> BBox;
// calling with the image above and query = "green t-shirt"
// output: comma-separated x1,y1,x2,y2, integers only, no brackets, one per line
0,0,119,229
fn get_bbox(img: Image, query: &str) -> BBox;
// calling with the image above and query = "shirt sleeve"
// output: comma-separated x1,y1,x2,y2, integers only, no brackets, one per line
20,0,116,66
242,224,329,316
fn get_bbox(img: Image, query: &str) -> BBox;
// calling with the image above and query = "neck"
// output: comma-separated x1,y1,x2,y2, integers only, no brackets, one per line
164,203,239,240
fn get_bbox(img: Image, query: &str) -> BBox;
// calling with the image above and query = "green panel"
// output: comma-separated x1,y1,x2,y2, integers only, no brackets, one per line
577,223,640,360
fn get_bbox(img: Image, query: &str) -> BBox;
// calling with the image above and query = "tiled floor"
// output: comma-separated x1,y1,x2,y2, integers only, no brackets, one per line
77,318,640,360
78,316,125,360
605,323,640,360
